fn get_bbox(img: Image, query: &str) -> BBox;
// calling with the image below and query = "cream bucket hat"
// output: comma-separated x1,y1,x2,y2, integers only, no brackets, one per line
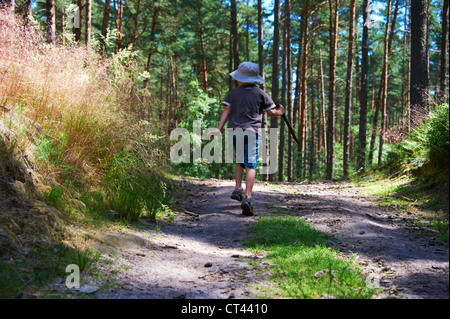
229,62,265,85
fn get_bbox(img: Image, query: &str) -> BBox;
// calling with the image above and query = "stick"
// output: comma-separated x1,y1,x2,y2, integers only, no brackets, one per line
276,103,300,144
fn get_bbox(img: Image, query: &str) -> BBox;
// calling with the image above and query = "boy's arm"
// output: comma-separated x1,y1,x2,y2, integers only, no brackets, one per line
206,104,230,137
266,104,285,117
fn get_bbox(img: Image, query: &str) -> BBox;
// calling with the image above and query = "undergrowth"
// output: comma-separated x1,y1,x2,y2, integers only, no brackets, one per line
0,10,172,297
0,11,172,223
352,104,449,242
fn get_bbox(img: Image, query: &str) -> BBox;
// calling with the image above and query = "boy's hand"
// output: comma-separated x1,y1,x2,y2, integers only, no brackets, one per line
276,103,285,113
267,103,285,117
206,129,221,139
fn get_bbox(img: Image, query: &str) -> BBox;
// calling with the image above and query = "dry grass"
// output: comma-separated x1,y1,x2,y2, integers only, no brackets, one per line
0,10,134,190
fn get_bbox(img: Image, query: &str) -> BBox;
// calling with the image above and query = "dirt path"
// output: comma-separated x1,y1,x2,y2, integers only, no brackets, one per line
95,178,448,299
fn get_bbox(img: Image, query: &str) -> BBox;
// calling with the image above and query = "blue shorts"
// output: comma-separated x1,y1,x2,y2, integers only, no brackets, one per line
232,130,260,170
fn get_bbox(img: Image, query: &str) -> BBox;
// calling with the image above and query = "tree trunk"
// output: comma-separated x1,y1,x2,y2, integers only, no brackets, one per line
370,0,392,166
299,2,309,179
269,0,281,181
319,48,327,154
0,0,14,13
85,0,91,45
258,0,269,181
369,0,398,166
439,0,449,103
400,0,409,124
357,0,370,173
75,0,84,43
46,0,56,44
100,0,111,54
279,0,289,181
293,15,304,154
278,0,291,182
23,0,33,24
115,0,123,53
343,0,356,177
231,0,239,70
410,0,428,116
286,0,293,182
378,0,399,165
246,0,250,61
142,4,159,114
197,0,208,91
131,0,142,48
326,0,339,180
257,0,265,92
309,51,316,180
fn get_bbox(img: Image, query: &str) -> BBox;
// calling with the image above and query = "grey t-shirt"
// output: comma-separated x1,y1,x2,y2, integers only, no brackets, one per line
223,85,276,132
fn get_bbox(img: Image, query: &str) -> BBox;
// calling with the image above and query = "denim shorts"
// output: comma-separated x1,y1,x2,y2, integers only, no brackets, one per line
232,130,260,170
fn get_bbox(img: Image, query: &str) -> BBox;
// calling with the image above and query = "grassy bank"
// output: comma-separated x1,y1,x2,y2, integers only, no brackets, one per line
352,172,449,242
245,215,375,299
1,11,171,223
0,11,172,297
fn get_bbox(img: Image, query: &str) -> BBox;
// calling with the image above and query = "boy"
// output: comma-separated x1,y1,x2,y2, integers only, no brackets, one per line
207,62,285,216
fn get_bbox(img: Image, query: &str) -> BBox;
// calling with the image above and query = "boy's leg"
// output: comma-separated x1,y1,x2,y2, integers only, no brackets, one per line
231,164,245,201
245,167,256,199
235,164,244,190
241,167,255,216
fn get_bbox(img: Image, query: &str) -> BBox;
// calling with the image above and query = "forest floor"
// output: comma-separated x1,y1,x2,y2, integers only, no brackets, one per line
90,177,448,299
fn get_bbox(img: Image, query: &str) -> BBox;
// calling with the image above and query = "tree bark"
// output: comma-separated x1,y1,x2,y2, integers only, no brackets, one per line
278,0,291,182
115,0,123,53
309,47,316,180
343,0,356,177
258,0,269,181
197,0,208,91
410,0,428,116
131,0,142,48
378,0,399,165
46,0,56,44
319,48,327,154
75,0,84,43
0,0,15,13
23,0,32,24
357,0,369,173
269,0,281,181
299,2,310,179
142,4,160,115
100,0,111,54
286,0,293,182
231,0,239,70
439,0,449,103
326,0,339,180
85,0,91,45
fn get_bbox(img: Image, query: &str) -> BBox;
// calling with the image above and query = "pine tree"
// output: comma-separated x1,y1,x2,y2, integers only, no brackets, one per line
326,0,339,180
410,0,429,115
357,0,370,173
343,0,356,177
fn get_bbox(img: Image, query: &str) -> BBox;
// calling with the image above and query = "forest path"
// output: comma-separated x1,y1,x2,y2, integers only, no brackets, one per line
96,178,448,299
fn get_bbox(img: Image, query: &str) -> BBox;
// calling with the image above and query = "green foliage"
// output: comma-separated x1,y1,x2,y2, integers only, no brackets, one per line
104,151,172,222
43,185,65,209
386,104,449,176
0,241,99,298
36,133,68,165
426,104,449,169
245,216,375,299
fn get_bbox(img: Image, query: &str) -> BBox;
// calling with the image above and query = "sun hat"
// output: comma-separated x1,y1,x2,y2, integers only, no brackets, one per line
229,62,265,85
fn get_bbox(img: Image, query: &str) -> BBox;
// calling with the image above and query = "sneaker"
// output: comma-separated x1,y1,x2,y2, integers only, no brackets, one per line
241,196,254,216
231,188,244,202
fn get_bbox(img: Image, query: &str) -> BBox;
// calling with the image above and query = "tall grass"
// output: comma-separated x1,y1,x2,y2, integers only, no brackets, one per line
0,11,170,221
